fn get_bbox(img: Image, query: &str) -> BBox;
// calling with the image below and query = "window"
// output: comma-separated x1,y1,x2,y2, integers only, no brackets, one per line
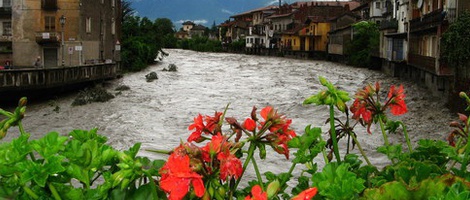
45,16,56,31
86,17,92,33
376,2,381,9
111,18,115,35
3,21,11,36
3,0,11,7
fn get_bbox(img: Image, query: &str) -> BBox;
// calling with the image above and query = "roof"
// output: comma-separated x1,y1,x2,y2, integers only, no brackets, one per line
230,5,278,18
330,12,362,21
182,21,195,25
267,12,294,19
219,21,237,27
291,1,361,10
191,24,206,31
305,16,333,23
283,24,306,35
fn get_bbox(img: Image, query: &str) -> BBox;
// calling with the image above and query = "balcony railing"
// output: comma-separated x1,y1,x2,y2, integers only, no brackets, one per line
35,32,60,44
410,9,444,33
380,19,398,30
408,53,436,73
42,0,58,11
0,35,11,42
0,6,11,16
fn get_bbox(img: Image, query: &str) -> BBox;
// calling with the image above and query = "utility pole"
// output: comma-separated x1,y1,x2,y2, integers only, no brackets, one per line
279,0,281,8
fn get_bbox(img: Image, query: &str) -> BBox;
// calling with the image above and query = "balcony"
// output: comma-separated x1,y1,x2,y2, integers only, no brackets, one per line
42,0,58,11
410,9,444,33
0,35,11,42
36,32,60,45
0,7,11,17
380,19,398,30
382,0,393,15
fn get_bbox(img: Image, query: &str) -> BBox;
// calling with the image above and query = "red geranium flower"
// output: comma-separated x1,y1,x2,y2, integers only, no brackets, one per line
350,83,408,134
387,85,408,115
159,146,205,200
188,112,223,142
217,150,243,180
245,185,267,200
291,187,318,200
244,118,257,131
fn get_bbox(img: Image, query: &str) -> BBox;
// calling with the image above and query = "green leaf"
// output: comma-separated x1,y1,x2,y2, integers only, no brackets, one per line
30,132,67,158
69,129,107,144
313,162,365,200
362,181,411,200
290,125,324,164
127,183,157,200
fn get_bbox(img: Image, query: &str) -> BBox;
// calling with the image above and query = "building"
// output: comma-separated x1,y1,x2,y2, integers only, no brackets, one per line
182,21,195,32
190,24,206,37
11,0,121,68
0,0,11,67
327,12,361,61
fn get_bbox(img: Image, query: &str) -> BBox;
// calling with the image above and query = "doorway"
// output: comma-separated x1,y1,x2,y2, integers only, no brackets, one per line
43,48,58,68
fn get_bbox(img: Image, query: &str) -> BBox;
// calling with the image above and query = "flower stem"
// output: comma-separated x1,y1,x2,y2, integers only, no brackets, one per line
251,155,264,189
234,142,256,190
349,132,372,166
398,121,413,153
48,183,62,200
18,122,26,135
23,186,39,200
379,117,390,146
319,136,329,164
329,105,341,163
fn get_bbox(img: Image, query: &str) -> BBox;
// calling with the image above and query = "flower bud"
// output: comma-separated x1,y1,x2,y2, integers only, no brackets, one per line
336,99,346,112
18,97,27,107
449,121,461,128
459,92,468,99
267,180,280,198
319,76,328,86
251,106,258,121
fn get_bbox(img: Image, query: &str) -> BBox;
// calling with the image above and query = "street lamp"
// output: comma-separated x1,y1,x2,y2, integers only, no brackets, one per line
59,15,66,67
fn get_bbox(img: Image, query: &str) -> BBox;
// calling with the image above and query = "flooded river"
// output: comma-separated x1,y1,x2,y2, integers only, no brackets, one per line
3,49,455,175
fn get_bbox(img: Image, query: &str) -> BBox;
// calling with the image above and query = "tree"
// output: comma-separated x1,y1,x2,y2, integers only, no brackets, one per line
346,21,379,68
441,11,470,72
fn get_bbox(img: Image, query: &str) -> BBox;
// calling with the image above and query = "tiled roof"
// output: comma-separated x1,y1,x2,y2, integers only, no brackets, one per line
191,24,206,31
291,1,361,10
182,21,195,25
230,5,278,18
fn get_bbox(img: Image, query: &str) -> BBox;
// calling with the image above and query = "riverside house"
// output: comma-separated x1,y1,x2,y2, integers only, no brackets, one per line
220,0,470,105
11,0,121,68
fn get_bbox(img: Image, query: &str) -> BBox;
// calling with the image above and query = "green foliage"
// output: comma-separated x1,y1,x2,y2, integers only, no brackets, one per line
121,2,176,71
227,40,246,52
0,129,164,199
441,11,470,70
177,36,223,52
346,21,379,67
312,162,366,199
363,174,470,200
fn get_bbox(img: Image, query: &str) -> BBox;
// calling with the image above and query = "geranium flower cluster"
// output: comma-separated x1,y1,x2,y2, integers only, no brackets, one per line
241,106,297,159
159,106,297,199
350,82,408,133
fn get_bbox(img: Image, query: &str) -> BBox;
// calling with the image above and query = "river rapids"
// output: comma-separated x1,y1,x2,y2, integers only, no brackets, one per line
3,49,456,181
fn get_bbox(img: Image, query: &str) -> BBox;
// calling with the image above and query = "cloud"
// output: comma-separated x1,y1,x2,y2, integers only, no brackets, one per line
221,9,235,15
175,19,209,25
266,0,280,6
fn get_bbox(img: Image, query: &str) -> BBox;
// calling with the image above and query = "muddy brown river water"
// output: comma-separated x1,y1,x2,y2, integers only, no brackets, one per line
3,49,456,179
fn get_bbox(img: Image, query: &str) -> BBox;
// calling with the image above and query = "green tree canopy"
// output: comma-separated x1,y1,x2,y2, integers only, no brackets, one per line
441,11,470,71
347,21,379,68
